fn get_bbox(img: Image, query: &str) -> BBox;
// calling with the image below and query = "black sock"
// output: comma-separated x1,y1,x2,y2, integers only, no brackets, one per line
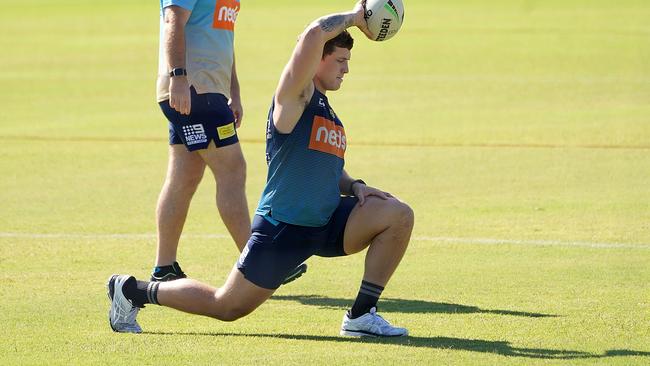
153,261,180,276
122,277,160,307
350,280,384,318
153,265,174,276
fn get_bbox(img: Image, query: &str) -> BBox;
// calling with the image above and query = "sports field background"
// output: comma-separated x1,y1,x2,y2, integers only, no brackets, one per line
1,0,649,364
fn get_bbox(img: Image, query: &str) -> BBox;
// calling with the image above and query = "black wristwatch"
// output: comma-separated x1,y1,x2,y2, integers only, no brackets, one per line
169,68,187,77
349,179,366,195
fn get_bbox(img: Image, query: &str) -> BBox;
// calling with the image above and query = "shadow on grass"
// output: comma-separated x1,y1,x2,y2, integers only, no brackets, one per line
144,331,650,360
270,294,556,318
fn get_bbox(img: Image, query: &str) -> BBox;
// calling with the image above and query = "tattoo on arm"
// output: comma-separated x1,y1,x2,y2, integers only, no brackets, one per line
319,14,353,33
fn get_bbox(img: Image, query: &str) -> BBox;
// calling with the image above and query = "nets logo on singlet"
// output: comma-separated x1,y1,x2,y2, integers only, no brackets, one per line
213,0,239,31
308,116,346,159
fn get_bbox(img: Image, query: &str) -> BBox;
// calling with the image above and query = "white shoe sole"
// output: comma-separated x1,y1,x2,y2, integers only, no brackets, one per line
340,329,408,337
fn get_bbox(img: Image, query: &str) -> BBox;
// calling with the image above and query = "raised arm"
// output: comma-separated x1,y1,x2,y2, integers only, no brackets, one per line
272,1,370,133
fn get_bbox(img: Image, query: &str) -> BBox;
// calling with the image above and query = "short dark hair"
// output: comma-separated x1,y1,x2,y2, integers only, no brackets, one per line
323,30,354,58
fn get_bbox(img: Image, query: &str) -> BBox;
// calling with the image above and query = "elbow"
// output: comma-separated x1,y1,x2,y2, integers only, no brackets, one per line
301,23,325,43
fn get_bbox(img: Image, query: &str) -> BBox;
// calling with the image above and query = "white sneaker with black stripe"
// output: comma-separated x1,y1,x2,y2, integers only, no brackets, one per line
107,274,142,333
340,307,408,337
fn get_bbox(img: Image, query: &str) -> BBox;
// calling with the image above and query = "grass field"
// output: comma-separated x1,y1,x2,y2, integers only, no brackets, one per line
1,0,649,364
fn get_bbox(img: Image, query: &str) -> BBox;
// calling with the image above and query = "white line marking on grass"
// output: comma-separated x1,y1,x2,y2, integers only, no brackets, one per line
0,232,648,249
416,236,650,249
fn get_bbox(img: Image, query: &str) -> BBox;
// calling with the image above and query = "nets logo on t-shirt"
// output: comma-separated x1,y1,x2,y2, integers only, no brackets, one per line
308,116,346,159
213,0,239,31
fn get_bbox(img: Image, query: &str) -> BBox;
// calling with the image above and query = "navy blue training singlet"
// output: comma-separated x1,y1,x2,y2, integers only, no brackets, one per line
255,89,346,227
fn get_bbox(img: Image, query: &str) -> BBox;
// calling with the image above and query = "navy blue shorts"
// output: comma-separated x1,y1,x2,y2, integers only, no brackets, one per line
159,87,239,151
237,196,359,289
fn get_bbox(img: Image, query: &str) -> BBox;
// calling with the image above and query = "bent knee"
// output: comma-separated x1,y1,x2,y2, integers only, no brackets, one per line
222,145,247,168
216,310,245,322
217,153,247,181
388,199,414,228
232,157,247,178
166,169,204,192
183,170,205,188
211,305,253,322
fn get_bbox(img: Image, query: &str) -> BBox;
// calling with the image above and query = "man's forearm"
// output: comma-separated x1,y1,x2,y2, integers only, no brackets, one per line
230,56,240,99
313,12,357,40
339,170,354,195
164,7,188,71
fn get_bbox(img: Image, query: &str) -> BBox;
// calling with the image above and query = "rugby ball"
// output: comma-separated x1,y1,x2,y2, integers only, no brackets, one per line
364,0,405,41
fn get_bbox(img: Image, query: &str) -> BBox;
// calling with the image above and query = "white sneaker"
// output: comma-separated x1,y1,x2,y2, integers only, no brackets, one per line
107,274,142,333
340,307,408,337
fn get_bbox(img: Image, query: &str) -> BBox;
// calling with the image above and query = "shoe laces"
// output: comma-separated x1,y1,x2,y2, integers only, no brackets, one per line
367,307,392,328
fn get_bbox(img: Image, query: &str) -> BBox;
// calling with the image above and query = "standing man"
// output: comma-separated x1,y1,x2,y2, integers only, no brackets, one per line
109,1,413,337
153,0,307,283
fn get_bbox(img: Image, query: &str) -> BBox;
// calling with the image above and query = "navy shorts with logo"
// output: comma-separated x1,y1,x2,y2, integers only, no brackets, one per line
159,87,239,151
237,196,359,290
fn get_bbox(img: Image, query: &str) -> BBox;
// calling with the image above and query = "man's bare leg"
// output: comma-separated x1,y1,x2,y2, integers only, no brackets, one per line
343,196,414,286
197,142,250,251
155,145,206,266
156,266,275,321
339,196,414,337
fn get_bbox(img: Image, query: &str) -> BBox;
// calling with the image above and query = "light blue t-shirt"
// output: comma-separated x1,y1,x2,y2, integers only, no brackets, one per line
255,89,347,227
157,0,240,101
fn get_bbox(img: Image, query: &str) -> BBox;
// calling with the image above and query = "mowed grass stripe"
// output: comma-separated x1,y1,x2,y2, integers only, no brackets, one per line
2,232,648,249
1,135,649,150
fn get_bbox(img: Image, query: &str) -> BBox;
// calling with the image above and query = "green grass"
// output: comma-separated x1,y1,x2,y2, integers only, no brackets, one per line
1,0,649,364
